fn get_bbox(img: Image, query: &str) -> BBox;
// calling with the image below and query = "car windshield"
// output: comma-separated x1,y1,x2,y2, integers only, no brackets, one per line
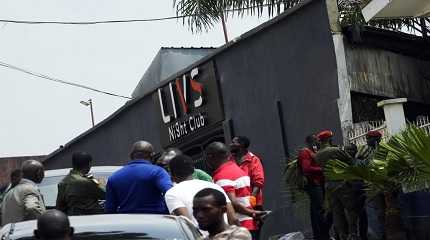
38,171,112,207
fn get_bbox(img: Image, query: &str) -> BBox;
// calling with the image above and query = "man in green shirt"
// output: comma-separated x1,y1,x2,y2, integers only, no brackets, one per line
56,152,105,215
315,130,358,240
157,148,213,182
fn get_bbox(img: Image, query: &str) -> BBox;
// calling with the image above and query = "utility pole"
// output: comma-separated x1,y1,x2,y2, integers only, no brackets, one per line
89,99,95,127
80,99,95,127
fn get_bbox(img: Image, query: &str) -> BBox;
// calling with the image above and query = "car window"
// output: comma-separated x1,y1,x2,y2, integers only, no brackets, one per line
38,176,64,207
38,171,114,208
178,218,204,240
92,172,112,187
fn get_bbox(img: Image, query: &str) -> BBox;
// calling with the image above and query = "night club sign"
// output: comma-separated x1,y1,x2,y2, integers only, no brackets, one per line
154,61,224,146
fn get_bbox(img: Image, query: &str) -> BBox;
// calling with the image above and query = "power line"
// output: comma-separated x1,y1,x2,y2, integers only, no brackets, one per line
0,4,276,25
0,60,132,99
0,16,182,25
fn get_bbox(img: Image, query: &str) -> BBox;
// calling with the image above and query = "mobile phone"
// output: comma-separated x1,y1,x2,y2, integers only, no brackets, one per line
264,210,272,215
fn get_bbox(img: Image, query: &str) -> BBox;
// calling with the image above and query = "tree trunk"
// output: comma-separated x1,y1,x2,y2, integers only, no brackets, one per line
384,191,407,240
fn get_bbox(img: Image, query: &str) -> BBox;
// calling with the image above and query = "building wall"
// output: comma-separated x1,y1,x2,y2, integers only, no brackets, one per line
0,156,45,187
43,97,163,170
345,40,430,104
42,0,341,238
214,1,340,237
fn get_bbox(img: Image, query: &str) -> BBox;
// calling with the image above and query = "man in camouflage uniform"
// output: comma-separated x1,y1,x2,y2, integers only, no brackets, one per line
315,130,359,240
356,131,384,240
56,152,105,215
356,131,382,166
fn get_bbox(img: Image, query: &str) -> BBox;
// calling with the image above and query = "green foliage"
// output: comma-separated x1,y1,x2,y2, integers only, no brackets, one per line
325,125,430,197
284,158,308,191
174,0,427,33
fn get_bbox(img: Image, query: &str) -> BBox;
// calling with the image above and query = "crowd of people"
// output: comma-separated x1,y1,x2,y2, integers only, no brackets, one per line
0,136,267,240
298,130,383,240
0,130,385,240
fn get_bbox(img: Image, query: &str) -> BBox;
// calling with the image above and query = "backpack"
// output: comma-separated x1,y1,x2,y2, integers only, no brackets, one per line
284,153,308,191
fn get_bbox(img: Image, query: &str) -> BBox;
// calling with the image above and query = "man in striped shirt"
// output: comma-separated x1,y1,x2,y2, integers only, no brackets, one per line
205,142,266,239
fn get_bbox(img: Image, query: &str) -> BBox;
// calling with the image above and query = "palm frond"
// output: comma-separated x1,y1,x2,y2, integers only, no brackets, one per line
325,125,430,197
174,0,428,35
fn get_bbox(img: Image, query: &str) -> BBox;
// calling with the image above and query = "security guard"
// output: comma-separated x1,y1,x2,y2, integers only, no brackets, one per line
315,130,358,240
56,152,105,215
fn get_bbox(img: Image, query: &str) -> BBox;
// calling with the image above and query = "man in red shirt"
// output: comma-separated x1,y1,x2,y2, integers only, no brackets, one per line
229,136,265,210
205,142,266,239
298,135,329,240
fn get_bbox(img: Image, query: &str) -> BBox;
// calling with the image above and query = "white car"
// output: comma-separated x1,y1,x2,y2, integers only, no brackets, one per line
38,166,122,209
0,214,203,240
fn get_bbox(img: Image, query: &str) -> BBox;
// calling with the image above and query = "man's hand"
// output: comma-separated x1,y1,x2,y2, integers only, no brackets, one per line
252,210,269,220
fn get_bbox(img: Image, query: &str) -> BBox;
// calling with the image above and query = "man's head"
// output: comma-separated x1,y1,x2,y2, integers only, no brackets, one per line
10,169,22,187
366,131,382,148
193,188,227,231
34,210,74,240
305,134,317,150
204,142,229,171
317,130,334,145
21,160,44,184
344,144,358,158
129,141,154,160
230,136,250,154
72,152,92,175
157,148,182,170
169,154,194,183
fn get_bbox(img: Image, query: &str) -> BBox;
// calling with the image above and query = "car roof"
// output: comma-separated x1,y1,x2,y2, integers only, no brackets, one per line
5,214,187,239
44,166,122,177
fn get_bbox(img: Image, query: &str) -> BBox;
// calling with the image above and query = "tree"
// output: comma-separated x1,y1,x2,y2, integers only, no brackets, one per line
174,0,429,36
325,125,430,240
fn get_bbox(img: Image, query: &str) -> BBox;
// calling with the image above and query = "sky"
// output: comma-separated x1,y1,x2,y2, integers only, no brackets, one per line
0,0,271,157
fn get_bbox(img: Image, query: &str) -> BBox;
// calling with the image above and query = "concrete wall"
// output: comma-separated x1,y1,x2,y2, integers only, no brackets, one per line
345,40,430,104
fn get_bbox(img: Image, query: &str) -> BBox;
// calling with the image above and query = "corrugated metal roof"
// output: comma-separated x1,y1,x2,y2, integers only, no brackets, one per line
131,47,216,98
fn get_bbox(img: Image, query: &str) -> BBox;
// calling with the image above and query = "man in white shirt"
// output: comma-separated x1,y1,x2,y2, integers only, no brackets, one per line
165,154,238,227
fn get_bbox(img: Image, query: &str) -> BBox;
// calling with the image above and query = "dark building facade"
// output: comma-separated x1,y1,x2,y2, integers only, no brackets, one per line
43,0,340,237
41,0,430,238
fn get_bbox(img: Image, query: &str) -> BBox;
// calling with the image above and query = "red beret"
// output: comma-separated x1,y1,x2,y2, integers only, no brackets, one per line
367,130,382,138
317,130,334,141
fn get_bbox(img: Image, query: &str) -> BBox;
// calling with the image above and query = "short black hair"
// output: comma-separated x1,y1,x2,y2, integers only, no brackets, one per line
72,152,92,170
305,134,315,145
11,169,22,178
36,210,71,240
194,188,227,207
235,136,250,148
205,142,229,157
169,154,194,179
